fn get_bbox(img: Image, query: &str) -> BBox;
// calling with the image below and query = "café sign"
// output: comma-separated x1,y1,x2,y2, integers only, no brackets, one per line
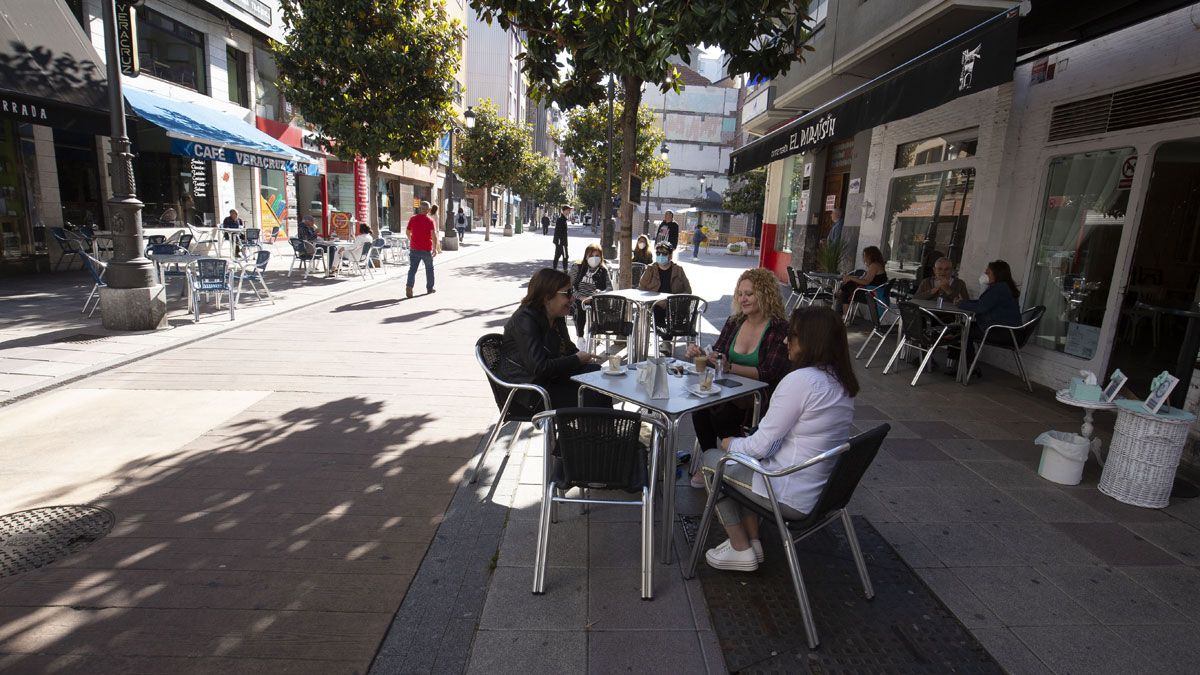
169,139,318,175
116,4,139,77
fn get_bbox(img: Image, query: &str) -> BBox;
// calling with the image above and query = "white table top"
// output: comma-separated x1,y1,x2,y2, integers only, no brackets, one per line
1055,389,1118,410
599,289,674,304
573,361,766,416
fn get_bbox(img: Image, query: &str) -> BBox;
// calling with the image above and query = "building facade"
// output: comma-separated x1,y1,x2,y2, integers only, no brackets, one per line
465,15,526,232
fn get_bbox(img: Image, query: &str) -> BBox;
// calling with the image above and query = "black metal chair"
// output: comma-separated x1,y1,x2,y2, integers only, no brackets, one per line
49,227,85,271
630,262,647,288
471,334,551,484
287,237,322,278
685,423,891,649
652,294,707,357
234,250,273,305
531,408,664,599
884,302,955,386
240,227,262,257
965,306,1046,391
587,294,634,355
176,233,195,252
801,271,835,307
854,281,897,367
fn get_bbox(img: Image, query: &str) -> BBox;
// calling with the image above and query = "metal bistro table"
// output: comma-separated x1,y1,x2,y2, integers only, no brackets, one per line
595,288,675,362
574,365,767,564
908,298,976,384
807,271,842,303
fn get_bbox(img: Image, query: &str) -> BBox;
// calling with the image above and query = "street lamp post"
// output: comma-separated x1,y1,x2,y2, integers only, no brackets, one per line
99,0,165,330
441,106,475,251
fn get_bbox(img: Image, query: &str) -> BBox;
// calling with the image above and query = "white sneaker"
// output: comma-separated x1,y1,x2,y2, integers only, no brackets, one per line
705,539,759,572
751,539,764,563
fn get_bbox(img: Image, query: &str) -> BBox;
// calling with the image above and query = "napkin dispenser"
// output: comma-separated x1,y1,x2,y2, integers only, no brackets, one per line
1069,370,1102,402
637,358,671,399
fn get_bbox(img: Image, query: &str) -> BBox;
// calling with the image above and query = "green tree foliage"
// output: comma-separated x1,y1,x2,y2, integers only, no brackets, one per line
558,102,668,215
469,0,814,284
724,167,767,239
456,100,530,240
543,176,569,209
510,150,557,208
274,0,464,233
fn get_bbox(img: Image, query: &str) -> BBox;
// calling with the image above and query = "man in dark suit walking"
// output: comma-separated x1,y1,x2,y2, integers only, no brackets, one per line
553,205,571,272
541,213,551,235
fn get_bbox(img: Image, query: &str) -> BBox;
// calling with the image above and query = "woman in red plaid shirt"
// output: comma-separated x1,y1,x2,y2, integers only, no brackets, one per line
685,268,792,487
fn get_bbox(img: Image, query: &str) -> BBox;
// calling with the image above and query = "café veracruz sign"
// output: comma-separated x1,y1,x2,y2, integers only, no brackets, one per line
169,139,318,175
728,8,1019,176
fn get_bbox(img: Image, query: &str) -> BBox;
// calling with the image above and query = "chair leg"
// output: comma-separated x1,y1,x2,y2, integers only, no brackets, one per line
532,482,555,594
855,331,874,359
841,510,875,600
912,344,938,387
865,323,895,368
641,484,654,600
883,338,906,375
470,394,514,484
1013,348,1033,393
777,514,820,650
964,343,985,384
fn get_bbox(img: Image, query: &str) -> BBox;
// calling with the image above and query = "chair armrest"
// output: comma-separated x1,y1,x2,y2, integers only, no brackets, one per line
715,442,850,478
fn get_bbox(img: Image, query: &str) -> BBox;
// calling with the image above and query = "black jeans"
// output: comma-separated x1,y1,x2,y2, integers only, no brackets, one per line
546,364,611,409
572,299,589,338
691,401,753,451
553,243,569,271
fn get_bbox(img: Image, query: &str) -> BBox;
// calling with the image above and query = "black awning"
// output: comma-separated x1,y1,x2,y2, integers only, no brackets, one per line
729,8,1020,176
0,0,109,134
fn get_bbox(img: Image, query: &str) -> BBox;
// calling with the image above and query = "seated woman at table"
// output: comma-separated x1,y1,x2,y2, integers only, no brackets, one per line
685,268,791,488
632,234,653,265
700,306,857,571
913,257,970,303
327,224,374,277
947,259,1022,377
835,245,888,315
639,242,692,355
571,244,611,340
499,268,612,411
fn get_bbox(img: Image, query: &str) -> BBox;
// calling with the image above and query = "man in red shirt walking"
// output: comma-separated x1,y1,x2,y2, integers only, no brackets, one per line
405,201,440,298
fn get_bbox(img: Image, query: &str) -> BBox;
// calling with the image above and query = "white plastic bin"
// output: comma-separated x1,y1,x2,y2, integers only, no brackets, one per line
1035,430,1090,485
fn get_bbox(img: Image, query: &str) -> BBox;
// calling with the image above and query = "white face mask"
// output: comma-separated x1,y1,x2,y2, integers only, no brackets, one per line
587,256,601,268
979,273,991,286
637,242,646,249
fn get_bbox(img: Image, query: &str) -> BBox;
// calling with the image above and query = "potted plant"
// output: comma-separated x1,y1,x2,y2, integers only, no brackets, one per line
816,237,848,272
726,241,746,255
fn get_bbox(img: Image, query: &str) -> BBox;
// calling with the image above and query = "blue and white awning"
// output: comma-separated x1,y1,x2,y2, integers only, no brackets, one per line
124,86,319,175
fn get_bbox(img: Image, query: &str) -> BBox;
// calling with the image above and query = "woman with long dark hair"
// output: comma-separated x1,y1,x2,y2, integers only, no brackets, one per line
836,245,889,314
498,268,610,410
952,259,1022,376
700,307,858,571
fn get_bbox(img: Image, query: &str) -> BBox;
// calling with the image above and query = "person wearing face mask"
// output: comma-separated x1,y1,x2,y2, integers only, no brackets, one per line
571,244,611,340
639,242,693,355
633,234,653,265
914,257,970,303
499,268,611,410
947,259,1022,377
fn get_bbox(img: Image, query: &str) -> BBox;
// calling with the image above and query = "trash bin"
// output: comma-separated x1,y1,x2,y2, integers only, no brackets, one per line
1035,430,1090,485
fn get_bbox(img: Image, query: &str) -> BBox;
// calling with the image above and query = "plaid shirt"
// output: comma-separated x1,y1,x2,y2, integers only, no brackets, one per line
712,316,792,401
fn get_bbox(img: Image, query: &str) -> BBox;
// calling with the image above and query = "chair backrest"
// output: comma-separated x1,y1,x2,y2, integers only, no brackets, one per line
147,243,183,256
243,228,261,244
146,235,167,246
661,294,703,335
546,408,649,491
195,258,228,283
253,250,271,272
786,266,800,292
631,262,647,284
864,281,894,329
805,423,890,518
590,295,632,336
79,225,96,240
288,237,312,259
359,240,372,260
1013,306,1046,348
80,252,106,285
476,333,513,409
177,234,194,251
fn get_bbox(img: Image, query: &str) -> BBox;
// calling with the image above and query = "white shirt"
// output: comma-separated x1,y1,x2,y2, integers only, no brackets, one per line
729,367,854,514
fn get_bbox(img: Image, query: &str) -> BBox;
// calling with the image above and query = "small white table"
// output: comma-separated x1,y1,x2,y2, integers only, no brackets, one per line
596,288,675,361
909,298,976,384
574,364,766,564
1055,389,1116,466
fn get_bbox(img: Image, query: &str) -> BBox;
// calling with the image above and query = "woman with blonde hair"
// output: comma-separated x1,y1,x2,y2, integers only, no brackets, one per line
685,268,792,486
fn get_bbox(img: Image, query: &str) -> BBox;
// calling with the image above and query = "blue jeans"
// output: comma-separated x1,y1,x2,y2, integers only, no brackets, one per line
407,250,434,290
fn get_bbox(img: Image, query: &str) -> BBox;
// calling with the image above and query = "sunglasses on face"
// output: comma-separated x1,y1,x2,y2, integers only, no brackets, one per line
557,289,574,298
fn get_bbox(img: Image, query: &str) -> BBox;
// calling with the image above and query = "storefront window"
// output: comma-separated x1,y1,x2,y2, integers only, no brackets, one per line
138,8,208,94
133,150,213,227
0,121,30,259
881,168,975,278
1027,148,1134,358
260,169,287,239
775,156,804,253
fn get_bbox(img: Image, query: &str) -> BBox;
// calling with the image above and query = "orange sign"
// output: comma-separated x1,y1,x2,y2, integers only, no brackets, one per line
331,211,351,239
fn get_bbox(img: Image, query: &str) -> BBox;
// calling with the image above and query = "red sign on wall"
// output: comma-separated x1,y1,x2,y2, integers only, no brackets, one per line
354,157,370,224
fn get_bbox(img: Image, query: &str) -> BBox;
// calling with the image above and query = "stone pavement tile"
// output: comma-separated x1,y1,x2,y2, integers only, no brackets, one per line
983,439,1043,465
479,566,587,631
898,420,973,439
1163,497,1200,528
905,460,994,488
907,522,1025,567
696,630,726,675
953,567,1097,626
872,487,950,523
846,488,899,523
1051,522,1181,566
949,420,1023,441
982,522,1105,565
588,567,694,631
853,404,891,420
1111,624,1200,675
970,628,1053,675
0,654,364,675
964,460,1056,489
938,485,1039,522
868,521,945,568
1058,486,1174,523
1002,487,1113,523
465,630,586,675
913,567,1003,630
588,630,706,675
1011,625,1142,675
880,438,952,461
1121,565,1200,623
1033,565,1191,626
498,516,587,568
860,456,925,489
681,573,714,634
1122,520,1200,565
931,438,1013,461
589,520,651,569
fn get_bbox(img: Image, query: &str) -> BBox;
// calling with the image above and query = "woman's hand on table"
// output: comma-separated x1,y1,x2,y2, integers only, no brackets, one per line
576,351,598,364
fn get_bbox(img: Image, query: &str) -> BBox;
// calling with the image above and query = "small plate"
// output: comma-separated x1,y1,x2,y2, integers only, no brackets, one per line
601,365,628,376
686,382,722,397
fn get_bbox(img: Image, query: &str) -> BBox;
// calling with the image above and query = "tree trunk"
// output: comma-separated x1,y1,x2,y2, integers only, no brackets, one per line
617,75,643,289
366,158,380,237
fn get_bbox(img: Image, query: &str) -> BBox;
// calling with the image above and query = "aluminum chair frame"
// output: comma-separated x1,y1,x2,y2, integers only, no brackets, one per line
50,228,85,271
240,227,263,257
234,250,273,305
530,409,664,600
186,258,235,322
965,306,1046,392
287,238,324,278
883,303,954,387
684,423,890,650
340,241,375,280
801,272,835,308
854,281,897,367
80,252,107,317
471,334,552,484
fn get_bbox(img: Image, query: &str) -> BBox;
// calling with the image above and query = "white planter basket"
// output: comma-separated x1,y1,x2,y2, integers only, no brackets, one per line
1099,404,1194,508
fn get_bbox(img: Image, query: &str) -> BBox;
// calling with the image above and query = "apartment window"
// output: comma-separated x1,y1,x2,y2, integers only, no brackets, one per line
804,0,828,28
1026,148,1134,357
137,8,208,93
254,44,284,120
894,130,978,169
64,0,85,29
227,47,249,107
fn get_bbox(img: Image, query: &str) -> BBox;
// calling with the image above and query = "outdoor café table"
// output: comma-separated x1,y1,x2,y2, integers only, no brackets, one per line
908,297,976,384
146,251,206,288
596,288,675,361
807,271,842,298
573,364,767,564
1055,388,1117,467
319,239,360,270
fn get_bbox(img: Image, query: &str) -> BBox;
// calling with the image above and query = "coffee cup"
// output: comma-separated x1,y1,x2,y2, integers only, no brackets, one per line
693,355,707,372
607,355,620,371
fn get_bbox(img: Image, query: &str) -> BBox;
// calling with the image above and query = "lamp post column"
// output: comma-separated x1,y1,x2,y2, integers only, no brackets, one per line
442,130,459,250
99,0,165,330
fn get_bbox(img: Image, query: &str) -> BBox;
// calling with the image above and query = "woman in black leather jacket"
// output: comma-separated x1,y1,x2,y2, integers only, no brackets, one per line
499,268,611,410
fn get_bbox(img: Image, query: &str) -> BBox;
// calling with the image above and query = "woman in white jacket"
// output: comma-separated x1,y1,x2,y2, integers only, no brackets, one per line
700,306,859,571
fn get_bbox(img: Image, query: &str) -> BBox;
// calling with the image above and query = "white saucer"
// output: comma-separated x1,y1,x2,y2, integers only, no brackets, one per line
601,365,628,376
686,382,722,397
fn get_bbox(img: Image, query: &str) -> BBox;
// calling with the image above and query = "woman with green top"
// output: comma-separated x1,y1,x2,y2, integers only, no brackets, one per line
685,268,792,487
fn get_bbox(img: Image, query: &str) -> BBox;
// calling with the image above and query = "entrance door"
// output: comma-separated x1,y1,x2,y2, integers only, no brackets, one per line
1109,139,1200,406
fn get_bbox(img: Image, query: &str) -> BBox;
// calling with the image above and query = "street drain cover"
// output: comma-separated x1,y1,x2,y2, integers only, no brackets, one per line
54,333,111,344
0,506,116,578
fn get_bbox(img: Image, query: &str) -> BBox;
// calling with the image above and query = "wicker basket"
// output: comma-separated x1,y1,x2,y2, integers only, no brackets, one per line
1099,404,1194,508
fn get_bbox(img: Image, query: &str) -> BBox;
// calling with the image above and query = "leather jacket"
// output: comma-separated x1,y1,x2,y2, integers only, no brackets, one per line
499,305,582,387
